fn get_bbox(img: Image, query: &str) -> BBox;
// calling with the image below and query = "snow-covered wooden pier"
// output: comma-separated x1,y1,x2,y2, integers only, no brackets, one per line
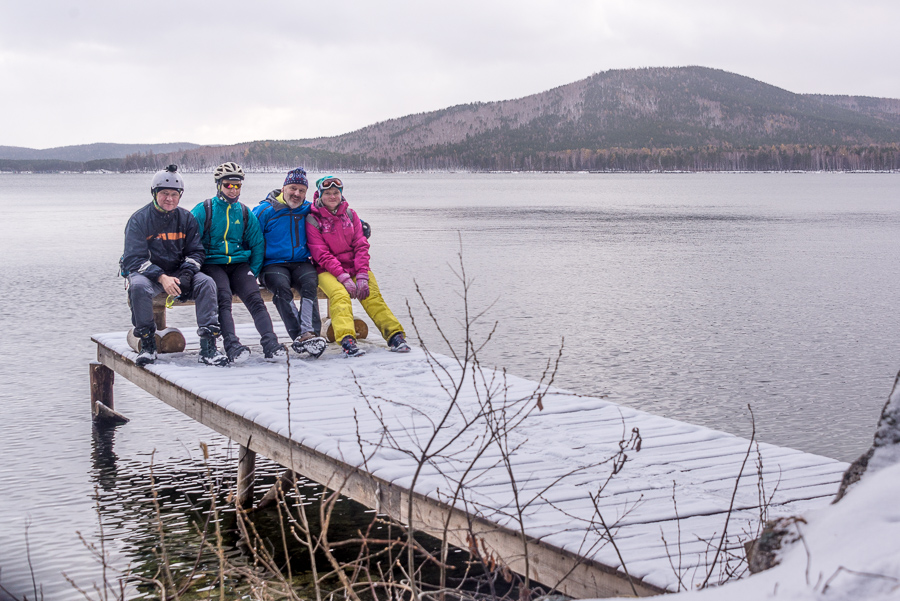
90,323,848,597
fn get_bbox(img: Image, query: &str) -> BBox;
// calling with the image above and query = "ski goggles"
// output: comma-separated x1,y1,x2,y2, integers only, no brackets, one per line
318,177,342,190
221,182,242,190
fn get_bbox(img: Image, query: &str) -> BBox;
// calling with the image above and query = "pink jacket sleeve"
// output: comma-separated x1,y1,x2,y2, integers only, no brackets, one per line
350,212,371,277
306,217,346,279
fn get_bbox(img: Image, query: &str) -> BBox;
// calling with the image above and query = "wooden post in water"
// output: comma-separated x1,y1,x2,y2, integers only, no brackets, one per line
236,445,256,509
90,361,129,424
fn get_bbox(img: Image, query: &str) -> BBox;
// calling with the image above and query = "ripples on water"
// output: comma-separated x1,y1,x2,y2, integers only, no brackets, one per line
1,172,898,598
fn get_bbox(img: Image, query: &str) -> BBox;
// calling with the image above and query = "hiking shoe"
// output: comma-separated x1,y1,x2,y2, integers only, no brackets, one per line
293,332,327,358
135,327,157,366
198,326,229,367
264,344,287,360
227,344,252,364
388,332,411,353
341,335,366,358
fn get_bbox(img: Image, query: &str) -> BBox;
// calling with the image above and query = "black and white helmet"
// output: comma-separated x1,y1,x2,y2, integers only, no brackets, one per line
213,162,245,182
150,164,184,194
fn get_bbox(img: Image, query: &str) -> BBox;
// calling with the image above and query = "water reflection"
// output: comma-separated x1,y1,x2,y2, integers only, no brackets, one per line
91,424,121,493
85,428,380,598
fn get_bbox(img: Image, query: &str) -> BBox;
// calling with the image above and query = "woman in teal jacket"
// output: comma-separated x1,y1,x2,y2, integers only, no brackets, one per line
192,162,283,362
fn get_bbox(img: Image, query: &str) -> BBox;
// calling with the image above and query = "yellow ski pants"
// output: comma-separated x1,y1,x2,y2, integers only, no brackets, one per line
317,270,404,343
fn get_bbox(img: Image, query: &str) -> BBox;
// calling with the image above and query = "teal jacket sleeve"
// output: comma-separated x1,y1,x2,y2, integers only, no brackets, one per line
245,208,265,276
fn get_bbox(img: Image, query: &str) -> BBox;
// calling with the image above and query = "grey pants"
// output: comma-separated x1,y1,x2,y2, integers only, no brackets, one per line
128,272,218,332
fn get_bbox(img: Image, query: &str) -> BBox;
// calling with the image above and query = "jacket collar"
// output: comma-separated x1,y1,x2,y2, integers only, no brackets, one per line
266,189,309,213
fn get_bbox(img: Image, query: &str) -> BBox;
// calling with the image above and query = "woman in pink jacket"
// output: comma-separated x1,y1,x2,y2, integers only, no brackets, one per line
306,176,410,357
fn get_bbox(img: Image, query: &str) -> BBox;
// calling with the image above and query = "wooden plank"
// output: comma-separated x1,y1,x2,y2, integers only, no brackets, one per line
94,340,664,598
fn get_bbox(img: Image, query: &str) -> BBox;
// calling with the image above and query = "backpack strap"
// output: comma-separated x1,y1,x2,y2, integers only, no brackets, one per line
203,198,213,249
204,198,251,247
306,214,320,231
239,202,250,246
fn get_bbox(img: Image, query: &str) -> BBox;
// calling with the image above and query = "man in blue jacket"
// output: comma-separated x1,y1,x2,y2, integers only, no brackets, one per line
122,165,228,367
192,162,285,362
253,167,327,358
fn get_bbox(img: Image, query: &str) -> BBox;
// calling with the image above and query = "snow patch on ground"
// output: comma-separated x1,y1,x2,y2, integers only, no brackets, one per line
603,461,900,600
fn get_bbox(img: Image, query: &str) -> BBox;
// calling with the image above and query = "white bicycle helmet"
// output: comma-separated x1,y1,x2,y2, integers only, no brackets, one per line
213,162,245,182
150,164,184,194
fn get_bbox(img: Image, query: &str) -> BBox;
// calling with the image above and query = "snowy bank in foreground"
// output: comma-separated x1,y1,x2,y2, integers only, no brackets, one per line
601,381,900,601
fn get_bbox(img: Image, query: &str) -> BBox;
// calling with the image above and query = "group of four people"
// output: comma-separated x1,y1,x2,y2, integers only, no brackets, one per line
121,163,410,367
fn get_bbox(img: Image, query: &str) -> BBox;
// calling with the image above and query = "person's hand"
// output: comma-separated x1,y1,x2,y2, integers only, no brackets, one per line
337,273,357,299
159,274,182,297
356,274,370,300
176,270,193,301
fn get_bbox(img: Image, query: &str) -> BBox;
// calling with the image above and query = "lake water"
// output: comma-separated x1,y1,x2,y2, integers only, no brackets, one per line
1,172,898,599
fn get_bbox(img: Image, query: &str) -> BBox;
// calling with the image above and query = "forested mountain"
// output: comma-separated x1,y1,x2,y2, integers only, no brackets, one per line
284,66,900,170
5,67,900,173
808,95,900,125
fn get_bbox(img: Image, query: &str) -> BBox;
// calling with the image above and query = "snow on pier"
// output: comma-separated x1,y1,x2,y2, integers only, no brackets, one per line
91,324,847,597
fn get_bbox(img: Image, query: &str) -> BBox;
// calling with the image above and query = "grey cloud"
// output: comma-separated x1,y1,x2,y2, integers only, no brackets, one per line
2,0,899,148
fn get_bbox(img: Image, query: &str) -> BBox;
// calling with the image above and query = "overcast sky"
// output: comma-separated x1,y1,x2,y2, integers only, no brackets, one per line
3,0,899,149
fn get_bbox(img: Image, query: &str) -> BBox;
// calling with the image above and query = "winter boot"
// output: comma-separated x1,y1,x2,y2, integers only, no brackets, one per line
293,332,327,359
135,327,158,367
388,332,411,353
198,326,229,367
263,343,287,360
227,344,252,364
341,335,366,358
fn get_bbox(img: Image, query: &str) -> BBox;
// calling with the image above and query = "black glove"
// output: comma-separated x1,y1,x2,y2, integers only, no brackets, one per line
361,220,371,239
177,270,193,301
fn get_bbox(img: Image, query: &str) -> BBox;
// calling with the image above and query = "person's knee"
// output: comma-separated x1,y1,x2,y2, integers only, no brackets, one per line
328,289,352,308
192,273,216,297
298,274,318,297
128,275,154,300
265,272,292,298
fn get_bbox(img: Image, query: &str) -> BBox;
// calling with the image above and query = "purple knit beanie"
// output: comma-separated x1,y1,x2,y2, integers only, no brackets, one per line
283,167,308,188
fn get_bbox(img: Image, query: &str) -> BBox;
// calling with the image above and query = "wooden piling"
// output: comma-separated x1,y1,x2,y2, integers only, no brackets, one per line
90,361,129,425
90,361,114,415
236,445,256,510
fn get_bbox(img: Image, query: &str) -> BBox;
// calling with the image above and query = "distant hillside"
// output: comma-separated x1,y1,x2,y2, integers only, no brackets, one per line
0,142,200,161
807,95,900,125
293,67,900,161
6,67,900,173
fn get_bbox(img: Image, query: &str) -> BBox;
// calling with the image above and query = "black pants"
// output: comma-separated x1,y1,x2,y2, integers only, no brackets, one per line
260,262,322,340
202,263,278,353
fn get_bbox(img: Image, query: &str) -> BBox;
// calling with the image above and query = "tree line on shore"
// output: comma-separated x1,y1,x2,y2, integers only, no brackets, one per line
4,142,900,173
